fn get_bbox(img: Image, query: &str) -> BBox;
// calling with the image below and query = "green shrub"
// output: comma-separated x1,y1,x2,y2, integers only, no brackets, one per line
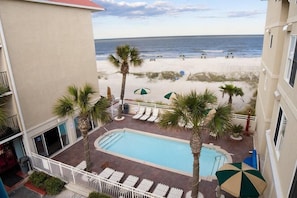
231,124,244,137
29,171,49,188
88,191,111,198
44,176,65,195
160,71,181,80
146,72,159,79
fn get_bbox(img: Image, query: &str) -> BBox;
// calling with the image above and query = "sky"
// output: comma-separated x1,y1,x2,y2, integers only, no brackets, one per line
91,0,268,39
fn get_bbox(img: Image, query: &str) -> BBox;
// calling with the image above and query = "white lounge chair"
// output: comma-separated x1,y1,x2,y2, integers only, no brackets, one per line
152,183,169,197
167,187,183,198
147,108,159,122
139,107,152,121
98,167,115,179
109,171,124,183
75,160,86,170
122,175,139,187
119,175,139,196
135,179,154,197
132,106,145,119
105,171,125,190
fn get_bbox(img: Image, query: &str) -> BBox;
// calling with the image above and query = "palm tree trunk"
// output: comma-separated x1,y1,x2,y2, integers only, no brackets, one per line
118,73,127,118
190,131,202,198
78,116,91,172
192,153,200,198
82,129,91,172
228,95,232,104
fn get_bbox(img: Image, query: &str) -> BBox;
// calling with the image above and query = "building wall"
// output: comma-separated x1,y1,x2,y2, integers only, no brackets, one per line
0,0,101,155
0,0,99,129
256,0,297,197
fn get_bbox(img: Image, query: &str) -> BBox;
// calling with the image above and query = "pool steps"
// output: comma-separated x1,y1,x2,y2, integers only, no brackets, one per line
211,155,226,175
100,132,123,149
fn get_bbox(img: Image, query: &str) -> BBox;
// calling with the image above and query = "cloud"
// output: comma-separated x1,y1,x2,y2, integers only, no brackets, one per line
93,0,209,18
227,10,265,18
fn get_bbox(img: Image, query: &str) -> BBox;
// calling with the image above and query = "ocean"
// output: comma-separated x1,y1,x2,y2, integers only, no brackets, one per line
94,35,263,60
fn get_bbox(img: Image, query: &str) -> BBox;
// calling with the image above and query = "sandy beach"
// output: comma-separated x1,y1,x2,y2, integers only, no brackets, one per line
97,57,261,112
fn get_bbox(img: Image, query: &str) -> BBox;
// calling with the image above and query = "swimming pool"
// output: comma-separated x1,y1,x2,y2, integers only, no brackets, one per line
94,128,232,178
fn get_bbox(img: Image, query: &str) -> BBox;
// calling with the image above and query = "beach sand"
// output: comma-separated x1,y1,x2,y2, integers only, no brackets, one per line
97,57,261,112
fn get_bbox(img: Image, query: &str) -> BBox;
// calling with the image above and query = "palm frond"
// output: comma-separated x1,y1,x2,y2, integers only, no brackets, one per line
207,104,232,136
108,55,120,67
78,84,96,114
53,96,75,117
68,85,78,103
91,97,111,123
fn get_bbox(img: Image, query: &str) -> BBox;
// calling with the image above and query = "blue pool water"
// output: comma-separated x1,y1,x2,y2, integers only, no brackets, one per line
96,129,229,176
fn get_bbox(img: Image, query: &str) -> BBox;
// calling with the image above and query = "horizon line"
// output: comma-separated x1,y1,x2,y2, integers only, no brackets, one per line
94,33,264,40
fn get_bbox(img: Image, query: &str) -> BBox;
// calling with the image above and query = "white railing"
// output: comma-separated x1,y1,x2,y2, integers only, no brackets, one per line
232,113,257,131
30,153,163,198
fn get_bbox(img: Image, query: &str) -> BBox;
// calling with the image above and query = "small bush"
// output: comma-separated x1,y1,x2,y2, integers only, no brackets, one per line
29,171,49,188
231,124,244,136
146,72,159,79
88,191,111,198
44,176,65,195
160,71,181,80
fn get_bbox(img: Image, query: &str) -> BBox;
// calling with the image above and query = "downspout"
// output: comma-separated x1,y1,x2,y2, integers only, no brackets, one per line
0,18,31,157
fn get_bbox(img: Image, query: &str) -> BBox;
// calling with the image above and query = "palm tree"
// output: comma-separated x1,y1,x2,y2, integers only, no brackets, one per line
108,45,143,119
158,90,232,198
53,83,111,171
219,84,244,105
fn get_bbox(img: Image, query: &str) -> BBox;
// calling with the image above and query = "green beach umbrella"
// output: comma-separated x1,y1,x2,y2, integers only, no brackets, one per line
164,92,176,100
134,88,150,95
215,162,267,198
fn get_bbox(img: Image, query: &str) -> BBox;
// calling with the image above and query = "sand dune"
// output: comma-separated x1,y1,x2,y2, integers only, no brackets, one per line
97,57,261,112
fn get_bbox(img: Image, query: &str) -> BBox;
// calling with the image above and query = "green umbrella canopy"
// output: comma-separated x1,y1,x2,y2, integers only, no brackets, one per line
216,162,267,198
164,92,176,100
134,88,150,95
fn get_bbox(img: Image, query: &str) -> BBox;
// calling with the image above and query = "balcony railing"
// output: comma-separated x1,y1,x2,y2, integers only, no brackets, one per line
0,115,21,141
0,71,10,94
31,153,163,198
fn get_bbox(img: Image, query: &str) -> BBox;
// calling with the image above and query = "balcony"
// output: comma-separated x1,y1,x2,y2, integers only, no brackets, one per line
0,115,21,141
0,71,10,96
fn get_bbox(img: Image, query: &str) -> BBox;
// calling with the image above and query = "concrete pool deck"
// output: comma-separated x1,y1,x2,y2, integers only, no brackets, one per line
52,115,254,198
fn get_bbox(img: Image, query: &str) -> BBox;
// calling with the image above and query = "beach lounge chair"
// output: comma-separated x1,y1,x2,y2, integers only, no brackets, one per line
152,183,169,197
147,108,159,122
109,171,124,183
132,106,145,119
122,175,139,187
98,167,115,179
119,175,139,196
139,107,152,121
135,179,154,197
105,171,125,190
167,187,183,198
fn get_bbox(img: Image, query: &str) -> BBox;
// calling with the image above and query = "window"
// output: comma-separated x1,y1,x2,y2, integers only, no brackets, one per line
285,36,297,87
33,123,69,156
58,123,69,147
74,116,96,139
273,107,287,157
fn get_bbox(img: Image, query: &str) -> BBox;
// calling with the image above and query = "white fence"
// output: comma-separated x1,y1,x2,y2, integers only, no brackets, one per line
30,153,163,198
232,113,256,132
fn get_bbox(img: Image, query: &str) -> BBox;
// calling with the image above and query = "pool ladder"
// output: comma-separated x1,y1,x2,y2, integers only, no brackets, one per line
211,155,225,175
100,133,123,149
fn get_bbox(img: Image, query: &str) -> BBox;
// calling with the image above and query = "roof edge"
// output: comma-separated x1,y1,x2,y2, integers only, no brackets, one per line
24,0,105,12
